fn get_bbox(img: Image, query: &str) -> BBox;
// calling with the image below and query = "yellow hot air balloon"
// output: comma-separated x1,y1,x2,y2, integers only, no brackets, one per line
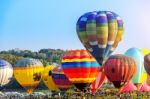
42,65,59,91
141,48,150,85
14,58,44,94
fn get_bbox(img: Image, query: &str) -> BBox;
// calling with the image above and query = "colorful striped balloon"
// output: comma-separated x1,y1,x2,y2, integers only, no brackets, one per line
42,65,59,91
90,67,106,94
104,55,136,88
76,11,124,65
14,58,44,94
52,66,72,91
61,49,100,91
0,59,13,88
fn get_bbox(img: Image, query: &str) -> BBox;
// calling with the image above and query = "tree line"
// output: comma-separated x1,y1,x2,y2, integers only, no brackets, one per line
0,48,65,90
0,48,65,66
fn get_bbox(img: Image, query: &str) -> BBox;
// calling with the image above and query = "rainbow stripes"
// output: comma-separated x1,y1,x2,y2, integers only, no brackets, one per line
76,11,124,65
52,66,72,91
62,62,99,68
62,50,100,83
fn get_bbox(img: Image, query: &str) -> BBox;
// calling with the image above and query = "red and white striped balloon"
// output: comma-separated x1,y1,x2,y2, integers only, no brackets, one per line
90,68,106,94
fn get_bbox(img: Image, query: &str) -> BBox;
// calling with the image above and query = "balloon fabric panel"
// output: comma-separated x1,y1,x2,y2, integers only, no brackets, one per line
104,55,136,88
77,11,124,65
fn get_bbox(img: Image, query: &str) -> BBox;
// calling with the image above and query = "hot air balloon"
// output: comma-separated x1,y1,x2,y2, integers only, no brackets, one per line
140,48,150,84
90,67,106,94
141,48,150,55
124,48,144,88
61,49,100,92
52,66,72,91
76,11,124,65
120,80,137,92
144,54,150,75
0,59,13,89
42,65,59,91
14,58,44,94
104,54,136,88
139,81,150,92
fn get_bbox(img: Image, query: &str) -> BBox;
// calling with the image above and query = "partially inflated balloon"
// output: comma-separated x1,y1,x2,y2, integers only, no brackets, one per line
52,66,72,91
90,67,106,94
0,59,13,88
139,81,150,92
140,48,150,84
120,80,137,92
124,48,144,88
14,58,44,94
144,54,150,75
61,49,100,92
42,65,59,91
76,11,124,65
104,55,136,88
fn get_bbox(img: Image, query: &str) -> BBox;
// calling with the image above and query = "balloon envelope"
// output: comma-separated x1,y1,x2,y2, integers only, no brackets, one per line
140,48,150,84
141,48,150,55
124,48,144,86
144,54,150,75
0,59,13,88
120,80,137,92
139,81,150,92
90,68,106,94
104,54,136,88
14,58,44,94
52,66,72,91
76,11,124,65
42,65,59,91
61,49,100,92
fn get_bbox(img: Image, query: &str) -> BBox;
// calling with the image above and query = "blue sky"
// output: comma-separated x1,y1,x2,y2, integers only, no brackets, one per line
0,0,150,53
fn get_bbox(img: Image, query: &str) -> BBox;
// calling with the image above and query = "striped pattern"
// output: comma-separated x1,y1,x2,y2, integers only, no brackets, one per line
14,58,44,94
104,54,136,88
76,11,124,65
61,50,100,83
41,66,59,91
0,59,13,87
52,66,72,91
90,68,106,94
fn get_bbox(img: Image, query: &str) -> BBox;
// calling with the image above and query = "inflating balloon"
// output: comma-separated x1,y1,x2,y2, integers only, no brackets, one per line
141,48,150,86
42,65,59,91
90,67,106,94
76,11,124,65
124,48,144,88
61,49,100,92
120,80,137,92
0,59,13,89
139,81,150,92
14,58,44,94
52,66,72,91
104,54,136,88
144,53,150,75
